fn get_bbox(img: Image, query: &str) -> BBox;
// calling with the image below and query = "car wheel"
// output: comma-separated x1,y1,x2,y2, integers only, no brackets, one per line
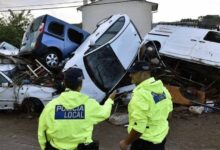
22,98,44,114
141,43,162,65
145,44,158,58
43,51,61,69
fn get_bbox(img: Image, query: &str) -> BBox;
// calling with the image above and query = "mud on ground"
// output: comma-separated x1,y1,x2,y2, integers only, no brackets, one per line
0,107,219,150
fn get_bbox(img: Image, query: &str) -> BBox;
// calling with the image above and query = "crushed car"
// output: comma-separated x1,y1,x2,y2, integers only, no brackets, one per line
140,24,220,105
0,51,59,113
0,69,57,113
64,14,142,103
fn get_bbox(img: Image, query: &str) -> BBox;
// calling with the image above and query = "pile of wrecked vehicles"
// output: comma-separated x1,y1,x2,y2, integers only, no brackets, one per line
1,14,220,115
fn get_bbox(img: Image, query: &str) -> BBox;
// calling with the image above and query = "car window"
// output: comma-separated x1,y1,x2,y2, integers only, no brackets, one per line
204,31,220,43
0,73,9,86
86,16,125,53
84,44,125,91
68,28,84,44
30,16,44,33
48,22,64,37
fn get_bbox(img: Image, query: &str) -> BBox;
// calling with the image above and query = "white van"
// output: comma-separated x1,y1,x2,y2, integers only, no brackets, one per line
143,24,220,68
141,24,220,103
64,14,142,103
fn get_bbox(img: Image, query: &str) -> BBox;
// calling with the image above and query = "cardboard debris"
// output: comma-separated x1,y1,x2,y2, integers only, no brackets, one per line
165,85,206,106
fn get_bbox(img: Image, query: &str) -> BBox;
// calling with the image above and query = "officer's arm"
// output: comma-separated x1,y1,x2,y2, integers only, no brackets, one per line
38,108,48,150
120,129,141,148
90,98,114,124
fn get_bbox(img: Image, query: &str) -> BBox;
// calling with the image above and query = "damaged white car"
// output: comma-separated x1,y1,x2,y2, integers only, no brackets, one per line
141,24,220,104
0,70,57,112
64,14,142,103
0,41,19,56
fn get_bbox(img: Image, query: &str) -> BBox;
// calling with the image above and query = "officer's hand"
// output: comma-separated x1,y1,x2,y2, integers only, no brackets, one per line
109,90,117,100
119,140,129,150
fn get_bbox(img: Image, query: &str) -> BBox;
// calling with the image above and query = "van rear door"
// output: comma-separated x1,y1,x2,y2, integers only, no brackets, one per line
20,15,45,54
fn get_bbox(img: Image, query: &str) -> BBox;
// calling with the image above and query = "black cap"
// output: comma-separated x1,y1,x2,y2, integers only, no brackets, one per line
64,67,84,84
127,61,150,73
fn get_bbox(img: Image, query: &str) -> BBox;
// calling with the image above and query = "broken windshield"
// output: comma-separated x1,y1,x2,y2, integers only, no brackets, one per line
84,44,125,92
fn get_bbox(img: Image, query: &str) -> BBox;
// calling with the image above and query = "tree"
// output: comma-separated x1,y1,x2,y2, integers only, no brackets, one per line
0,10,33,48
198,15,220,26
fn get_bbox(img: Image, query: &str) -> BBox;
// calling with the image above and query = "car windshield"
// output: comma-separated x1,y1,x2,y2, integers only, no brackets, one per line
86,16,125,53
84,44,125,91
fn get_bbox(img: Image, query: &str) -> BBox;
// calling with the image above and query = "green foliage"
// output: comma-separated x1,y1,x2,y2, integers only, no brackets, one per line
0,10,33,48
199,15,220,26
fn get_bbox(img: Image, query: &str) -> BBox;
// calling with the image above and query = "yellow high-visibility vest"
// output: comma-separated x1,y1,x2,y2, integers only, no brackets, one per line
128,77,173,144
38,89,113,150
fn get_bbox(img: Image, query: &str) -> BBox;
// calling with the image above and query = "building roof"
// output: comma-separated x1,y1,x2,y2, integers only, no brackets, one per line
78,0,158,11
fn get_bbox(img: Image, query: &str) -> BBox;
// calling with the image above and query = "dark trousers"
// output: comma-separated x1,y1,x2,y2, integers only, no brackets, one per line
130,138,166,150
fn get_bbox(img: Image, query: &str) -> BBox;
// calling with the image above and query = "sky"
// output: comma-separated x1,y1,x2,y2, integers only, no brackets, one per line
0,0,219,23
152,0,220,22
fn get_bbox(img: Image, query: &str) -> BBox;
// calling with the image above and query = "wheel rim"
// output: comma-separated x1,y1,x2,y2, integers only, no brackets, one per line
45,53,59,67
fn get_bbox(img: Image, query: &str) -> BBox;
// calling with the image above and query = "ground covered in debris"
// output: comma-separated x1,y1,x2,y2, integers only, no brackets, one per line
0,107,219,150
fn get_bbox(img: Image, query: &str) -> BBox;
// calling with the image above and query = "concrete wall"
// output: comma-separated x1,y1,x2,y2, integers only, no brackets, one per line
81,1,153,38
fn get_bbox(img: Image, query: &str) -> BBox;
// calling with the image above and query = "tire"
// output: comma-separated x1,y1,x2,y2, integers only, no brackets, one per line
140,43,162,66
22,98,44,114
145,44,158,58
43,50,61,69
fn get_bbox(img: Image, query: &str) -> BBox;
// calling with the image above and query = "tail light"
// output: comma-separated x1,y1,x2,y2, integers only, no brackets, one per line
38,23,45,33
34,23,45,49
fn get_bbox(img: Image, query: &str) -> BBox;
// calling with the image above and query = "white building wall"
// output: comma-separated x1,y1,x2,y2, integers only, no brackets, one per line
81,1,153,37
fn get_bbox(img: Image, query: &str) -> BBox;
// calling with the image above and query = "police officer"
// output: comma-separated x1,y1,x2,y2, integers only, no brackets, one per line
38,67,116,150
119,61,173,150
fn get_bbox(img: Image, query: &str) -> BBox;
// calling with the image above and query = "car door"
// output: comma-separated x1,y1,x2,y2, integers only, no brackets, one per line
191,31,220,66
0,72,15,109
65,26,90,57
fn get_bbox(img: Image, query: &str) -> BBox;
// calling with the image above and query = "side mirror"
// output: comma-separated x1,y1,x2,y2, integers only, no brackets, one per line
2,82,9,87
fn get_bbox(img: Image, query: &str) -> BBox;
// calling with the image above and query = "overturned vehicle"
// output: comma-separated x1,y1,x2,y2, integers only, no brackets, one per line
141,24,220,106
64,14,142,103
